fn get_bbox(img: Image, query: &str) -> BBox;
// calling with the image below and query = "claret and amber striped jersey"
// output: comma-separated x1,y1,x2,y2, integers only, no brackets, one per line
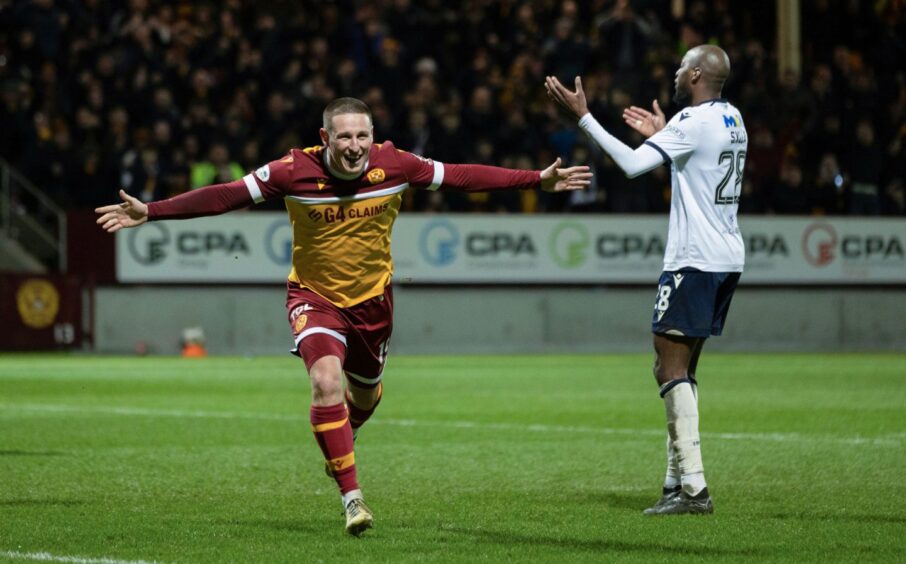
147,141,541,307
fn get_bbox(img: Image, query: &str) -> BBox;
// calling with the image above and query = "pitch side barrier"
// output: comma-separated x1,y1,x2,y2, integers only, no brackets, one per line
112,214,906,286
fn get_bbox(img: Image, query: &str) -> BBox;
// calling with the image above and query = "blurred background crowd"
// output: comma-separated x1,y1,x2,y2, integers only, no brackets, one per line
1,0,904,215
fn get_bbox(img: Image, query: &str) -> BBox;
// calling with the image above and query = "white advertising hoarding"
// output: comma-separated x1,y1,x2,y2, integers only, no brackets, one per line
117,214,906,284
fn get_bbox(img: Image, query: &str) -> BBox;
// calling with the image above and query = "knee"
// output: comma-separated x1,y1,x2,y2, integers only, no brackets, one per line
652,356,665,382
309,357,343,404
347,381,381,410
652,354,681,385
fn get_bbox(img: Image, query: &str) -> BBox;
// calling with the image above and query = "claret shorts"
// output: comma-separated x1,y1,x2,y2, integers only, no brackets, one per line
286,282,393,388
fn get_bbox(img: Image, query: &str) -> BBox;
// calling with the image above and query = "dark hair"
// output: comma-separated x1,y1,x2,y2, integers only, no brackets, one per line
322,97,372,131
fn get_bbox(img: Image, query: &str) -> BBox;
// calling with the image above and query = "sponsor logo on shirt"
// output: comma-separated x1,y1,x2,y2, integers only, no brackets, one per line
255,165,271,182
367,168,386,184
723,114,742,128
316,178,328,190
290,304,314,319
307,203,392,224
679,112,691,121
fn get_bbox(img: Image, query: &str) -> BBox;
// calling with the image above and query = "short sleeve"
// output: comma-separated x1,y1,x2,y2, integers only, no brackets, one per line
242,153,295,202
645,114,700,164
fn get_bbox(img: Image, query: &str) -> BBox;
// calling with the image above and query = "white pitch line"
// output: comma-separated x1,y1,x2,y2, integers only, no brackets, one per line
0,550,162,564
5,403,902,447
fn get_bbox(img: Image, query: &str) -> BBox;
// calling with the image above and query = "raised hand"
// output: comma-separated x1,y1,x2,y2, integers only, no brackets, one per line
540,157,593,193
95,189,149,233
545,76,590,119
623,99,666,138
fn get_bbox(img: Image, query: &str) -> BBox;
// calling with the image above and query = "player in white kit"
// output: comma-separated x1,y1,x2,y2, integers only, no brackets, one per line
546,45,746,515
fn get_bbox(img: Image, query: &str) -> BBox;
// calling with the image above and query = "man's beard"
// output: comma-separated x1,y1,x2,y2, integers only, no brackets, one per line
673,86,690,105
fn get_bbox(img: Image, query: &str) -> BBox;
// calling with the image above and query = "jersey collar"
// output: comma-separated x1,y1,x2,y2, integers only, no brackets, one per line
323,150,370,181
695,97,728,106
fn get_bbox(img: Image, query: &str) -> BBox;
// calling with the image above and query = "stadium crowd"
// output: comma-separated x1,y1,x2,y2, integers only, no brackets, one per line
1,0,904,215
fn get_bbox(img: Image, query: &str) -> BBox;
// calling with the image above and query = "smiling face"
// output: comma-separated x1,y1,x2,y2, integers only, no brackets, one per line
320,112,373,176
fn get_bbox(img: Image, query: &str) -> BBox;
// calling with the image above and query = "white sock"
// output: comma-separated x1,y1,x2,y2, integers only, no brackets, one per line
342,489,363,507
661,379,707,496
664,434,681,490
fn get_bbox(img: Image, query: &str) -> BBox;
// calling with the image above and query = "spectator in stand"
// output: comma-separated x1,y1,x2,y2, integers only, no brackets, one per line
845,119,883,216
810,153,845,215
190,142,243,190
883,180,905,217
771,161,809,215
1,1,902,216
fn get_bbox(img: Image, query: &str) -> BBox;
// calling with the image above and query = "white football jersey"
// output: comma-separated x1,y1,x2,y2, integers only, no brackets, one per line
646,98,747,272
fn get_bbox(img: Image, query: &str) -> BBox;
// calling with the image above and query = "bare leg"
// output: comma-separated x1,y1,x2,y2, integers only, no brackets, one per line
344,377,383,436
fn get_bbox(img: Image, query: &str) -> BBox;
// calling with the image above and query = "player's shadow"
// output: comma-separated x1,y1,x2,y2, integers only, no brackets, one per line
219,518,328,534
580,491,653,511
442,526,776,557
0,450,67,456
0,499,84,507
770,512,906,525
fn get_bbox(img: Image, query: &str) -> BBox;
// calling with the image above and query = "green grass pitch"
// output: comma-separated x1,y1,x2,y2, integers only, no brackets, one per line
1,353,905,563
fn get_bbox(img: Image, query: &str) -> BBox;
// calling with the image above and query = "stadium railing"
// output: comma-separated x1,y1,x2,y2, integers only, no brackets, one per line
0,158,66,272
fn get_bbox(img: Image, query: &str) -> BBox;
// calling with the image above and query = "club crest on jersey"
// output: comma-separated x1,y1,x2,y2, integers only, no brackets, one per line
255,165,270,182
367,168,386,184
293,314,308,333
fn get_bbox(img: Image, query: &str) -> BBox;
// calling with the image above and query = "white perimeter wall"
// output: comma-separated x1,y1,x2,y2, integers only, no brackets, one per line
93,286,906,355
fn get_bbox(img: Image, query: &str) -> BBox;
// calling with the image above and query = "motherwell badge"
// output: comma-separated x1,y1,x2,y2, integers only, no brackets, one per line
367,168,385,184
16,279,60,329
293,314,308,333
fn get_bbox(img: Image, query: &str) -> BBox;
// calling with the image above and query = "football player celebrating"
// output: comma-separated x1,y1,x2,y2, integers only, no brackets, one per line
96,97,591,535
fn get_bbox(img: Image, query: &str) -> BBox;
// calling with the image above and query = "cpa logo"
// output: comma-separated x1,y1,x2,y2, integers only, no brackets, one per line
419,220,459,266
265,219,293,265
549,222,590,268
802,223,837,267
127,223,170,265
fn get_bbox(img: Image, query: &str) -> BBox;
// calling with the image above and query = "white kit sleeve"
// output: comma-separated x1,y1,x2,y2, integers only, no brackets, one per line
578,113,669,178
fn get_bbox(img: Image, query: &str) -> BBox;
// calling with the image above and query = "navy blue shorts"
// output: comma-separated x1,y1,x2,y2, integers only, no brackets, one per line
651,268,741,338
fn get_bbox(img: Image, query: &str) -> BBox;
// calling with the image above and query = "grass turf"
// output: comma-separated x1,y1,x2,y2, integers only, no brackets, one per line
1,353,905,563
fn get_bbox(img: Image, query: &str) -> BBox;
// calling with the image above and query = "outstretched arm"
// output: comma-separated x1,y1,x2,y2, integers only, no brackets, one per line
95,179,253,232
95,190,149,233
545,75,666,178
539,158,593,192
394,149,591,193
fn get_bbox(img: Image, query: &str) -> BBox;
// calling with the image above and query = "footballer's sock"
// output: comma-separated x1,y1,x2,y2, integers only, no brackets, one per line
663,434,681,491
346,382,382,433
688,374,699,401
342,488,364,507
661,378,707,497
310,403,358,494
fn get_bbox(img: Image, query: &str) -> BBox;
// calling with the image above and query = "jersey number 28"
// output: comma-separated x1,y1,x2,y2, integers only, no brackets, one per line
715,150,746,205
